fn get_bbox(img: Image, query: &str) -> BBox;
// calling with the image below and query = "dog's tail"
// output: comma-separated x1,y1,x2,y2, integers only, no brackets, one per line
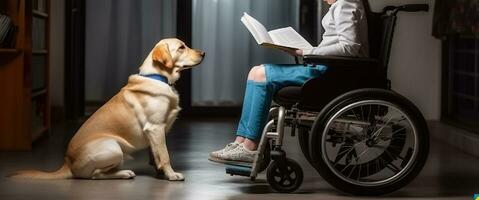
9,162,72,180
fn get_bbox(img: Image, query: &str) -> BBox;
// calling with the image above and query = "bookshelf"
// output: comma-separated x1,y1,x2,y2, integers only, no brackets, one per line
0,0,50,150
0,48,20,53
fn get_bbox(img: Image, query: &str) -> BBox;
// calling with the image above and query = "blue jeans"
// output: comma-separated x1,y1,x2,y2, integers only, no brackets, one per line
236,64,327,141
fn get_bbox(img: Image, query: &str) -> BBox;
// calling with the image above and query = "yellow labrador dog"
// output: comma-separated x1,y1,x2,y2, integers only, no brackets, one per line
12,38,205,181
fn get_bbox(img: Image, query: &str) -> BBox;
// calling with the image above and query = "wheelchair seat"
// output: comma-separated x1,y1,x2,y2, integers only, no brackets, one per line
273,86,302,107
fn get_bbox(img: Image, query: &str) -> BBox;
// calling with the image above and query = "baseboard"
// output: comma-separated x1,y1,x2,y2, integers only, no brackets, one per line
428,120,479,157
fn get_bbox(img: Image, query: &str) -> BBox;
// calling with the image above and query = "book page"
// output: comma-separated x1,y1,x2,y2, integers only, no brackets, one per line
241,13,273,44
241,17,261,44
268,27,313,50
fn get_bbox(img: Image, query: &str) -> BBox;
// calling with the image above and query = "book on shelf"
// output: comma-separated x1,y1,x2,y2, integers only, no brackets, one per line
3,25,17,48
0,13,12,45
240,12,313,51
0,13,17,48
32,17,46,50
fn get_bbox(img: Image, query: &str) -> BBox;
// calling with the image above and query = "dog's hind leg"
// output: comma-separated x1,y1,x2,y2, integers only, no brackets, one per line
71,139,136,179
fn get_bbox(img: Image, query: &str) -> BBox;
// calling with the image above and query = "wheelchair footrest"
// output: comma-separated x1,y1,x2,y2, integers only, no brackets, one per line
225,163,252,177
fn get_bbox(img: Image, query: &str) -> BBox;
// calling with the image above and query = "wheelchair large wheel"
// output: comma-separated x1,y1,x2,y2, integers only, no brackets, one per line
309,88,429,195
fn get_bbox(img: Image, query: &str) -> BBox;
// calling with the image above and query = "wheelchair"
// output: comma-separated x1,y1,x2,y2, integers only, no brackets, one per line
225,2,430,195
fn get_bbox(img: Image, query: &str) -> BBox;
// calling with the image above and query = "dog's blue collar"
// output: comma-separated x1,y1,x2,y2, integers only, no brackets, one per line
140,74,169,84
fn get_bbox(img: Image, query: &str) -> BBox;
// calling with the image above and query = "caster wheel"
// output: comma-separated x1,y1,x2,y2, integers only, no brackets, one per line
267,158,303,193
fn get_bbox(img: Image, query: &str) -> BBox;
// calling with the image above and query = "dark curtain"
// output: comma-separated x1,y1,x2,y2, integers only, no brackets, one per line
433,0,479,38
84,0,177,102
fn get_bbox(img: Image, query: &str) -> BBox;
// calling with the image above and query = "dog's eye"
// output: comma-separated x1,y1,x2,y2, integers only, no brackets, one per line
178,45,186,50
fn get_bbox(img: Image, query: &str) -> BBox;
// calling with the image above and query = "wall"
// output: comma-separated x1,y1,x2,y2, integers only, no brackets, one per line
369,0,442,120
49,0,65,108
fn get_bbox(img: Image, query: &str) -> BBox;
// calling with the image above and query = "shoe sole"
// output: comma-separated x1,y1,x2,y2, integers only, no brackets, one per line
208,156,253,166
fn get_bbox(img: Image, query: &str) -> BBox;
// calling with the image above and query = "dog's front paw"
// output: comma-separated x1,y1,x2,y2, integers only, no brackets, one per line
166,172,185,181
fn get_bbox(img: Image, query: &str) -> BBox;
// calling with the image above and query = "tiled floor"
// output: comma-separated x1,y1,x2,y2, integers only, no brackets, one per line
0,118,478,200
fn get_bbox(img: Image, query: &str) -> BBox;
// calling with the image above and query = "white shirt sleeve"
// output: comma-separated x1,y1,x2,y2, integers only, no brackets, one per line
304,0,363,56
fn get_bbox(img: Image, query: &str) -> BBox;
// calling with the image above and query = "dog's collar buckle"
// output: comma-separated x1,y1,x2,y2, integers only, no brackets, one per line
140,74,170,85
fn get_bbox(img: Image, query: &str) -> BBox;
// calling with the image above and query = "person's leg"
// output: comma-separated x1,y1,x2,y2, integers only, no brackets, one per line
235,66,261,143
209,66,260,162
242,66,268,151
213,66,272,163
234,80,254,143
240,81,272,150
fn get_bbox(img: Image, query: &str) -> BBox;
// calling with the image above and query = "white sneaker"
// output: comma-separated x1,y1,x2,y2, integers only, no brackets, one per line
208,142,239,163
216,143,257,164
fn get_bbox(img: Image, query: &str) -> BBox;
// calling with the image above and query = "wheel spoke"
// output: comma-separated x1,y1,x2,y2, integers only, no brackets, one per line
333,143,355,164
346,162,358,178
372,113,395,138
333,144,357,167
383,149,396,162
351,108,360,121
340,149,360,174
360,105,365,121
354,148,370,163
367,104,372,122
391,134,407,139
391,126,407,135
375,158,381,173
357,162,362,180
374,104,381,126
387,143,407,152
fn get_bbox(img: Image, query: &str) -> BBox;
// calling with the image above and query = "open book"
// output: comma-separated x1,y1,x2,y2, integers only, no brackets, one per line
241,13,313,51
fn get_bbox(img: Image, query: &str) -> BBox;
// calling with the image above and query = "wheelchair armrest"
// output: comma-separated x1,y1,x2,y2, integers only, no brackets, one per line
302,55,380,69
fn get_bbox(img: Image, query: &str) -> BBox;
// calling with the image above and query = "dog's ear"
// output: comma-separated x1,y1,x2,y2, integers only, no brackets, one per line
152,44,173,68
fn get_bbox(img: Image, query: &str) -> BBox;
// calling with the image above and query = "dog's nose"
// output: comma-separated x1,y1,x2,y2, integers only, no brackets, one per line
199,51,206,57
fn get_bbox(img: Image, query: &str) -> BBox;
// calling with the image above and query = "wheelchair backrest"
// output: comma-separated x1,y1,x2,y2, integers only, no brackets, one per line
362,0,396,69
362,0,428,70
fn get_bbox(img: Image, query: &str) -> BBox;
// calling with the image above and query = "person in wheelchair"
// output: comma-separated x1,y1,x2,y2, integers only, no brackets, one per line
209,0,369,164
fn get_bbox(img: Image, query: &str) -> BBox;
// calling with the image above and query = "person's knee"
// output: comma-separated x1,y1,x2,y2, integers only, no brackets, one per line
247,66,260,80
253,65,266,82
